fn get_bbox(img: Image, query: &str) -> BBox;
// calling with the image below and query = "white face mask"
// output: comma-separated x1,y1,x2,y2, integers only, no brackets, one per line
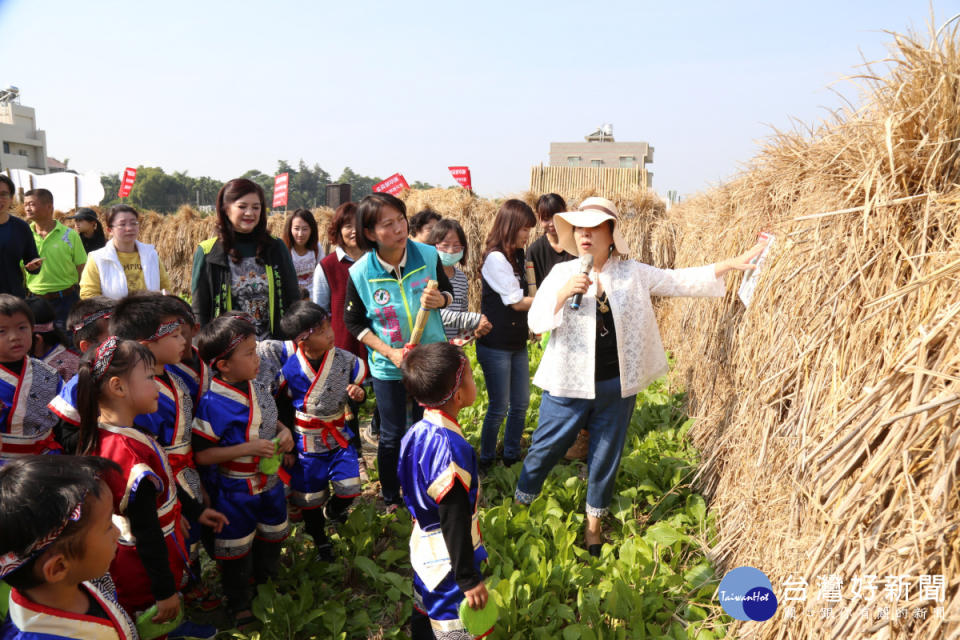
438,249,464,267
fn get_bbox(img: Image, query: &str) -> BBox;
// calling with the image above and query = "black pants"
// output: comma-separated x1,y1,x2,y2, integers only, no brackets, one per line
221,539,282,612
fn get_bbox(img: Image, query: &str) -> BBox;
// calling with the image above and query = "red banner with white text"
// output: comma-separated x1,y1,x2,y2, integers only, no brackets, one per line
372,173,409,195
117,167,137,197
272,173,289,208
448,166,472,191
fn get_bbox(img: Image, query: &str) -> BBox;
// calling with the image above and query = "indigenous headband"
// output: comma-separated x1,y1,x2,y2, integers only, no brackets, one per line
72,308,112,335
0,499,84,578
210,333,247,367
92,336,119,382
419,356,467,409
231,312,256,326
143,319,182,343
295,327,315,344
33,322,54,333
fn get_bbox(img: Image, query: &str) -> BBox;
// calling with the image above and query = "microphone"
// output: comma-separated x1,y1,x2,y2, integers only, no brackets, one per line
569,253,594,310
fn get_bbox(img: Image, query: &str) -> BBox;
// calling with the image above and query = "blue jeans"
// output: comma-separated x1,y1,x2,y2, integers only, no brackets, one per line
476,343,529,463
371,377,423,505
515,377,636,516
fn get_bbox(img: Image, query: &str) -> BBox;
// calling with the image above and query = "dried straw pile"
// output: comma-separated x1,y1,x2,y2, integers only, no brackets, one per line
658,25,960,638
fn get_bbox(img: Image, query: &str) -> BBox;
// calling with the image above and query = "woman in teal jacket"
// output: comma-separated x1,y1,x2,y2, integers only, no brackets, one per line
344,193,454,509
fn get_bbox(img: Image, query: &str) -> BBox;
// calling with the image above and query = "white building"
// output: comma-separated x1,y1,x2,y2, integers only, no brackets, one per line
0,87,49,174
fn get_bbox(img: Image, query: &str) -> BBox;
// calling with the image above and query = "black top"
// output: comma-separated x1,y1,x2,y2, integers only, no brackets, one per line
478,250,529,351
438,481,483,592
0,214,39,298
80,233,106,254
595,290,620,381
343,255,454,340
527,234,575,289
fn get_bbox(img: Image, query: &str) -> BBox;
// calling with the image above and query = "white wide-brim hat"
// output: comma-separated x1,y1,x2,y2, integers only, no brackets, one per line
554,197,630,257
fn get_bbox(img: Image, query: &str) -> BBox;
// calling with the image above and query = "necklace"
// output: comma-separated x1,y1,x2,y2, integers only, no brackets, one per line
597,290,610,314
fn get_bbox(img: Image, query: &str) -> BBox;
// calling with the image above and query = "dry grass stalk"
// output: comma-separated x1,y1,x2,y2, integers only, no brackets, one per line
657,22,960,638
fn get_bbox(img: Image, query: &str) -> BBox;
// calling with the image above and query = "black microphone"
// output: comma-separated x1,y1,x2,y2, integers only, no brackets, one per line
569,253,594,310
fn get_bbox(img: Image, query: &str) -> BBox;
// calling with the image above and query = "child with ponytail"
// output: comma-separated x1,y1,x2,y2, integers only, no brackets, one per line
76,338,224,639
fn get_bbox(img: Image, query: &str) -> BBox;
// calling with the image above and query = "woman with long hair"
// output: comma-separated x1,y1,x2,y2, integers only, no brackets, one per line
476,199,537,471
190,178,299,338
282,208,324,297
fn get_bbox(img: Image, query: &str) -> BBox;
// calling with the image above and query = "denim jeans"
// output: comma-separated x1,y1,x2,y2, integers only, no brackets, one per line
515,377,636,516
32,288,78,349
475,343,529,463
371,377,423,505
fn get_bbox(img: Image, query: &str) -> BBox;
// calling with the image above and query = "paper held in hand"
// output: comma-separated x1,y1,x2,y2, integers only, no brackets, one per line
738,232,775,308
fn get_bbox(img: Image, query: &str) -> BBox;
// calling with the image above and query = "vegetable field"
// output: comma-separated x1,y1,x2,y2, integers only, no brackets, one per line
226,344,725,639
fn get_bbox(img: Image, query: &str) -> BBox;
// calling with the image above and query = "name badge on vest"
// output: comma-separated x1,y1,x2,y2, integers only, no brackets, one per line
373,288,391,305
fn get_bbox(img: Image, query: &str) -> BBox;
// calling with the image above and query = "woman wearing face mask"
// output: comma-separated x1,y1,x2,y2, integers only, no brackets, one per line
79,205,171,299
424,218,492,342
191,178,300,338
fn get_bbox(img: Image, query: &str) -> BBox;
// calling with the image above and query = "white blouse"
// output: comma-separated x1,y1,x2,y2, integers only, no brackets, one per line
480,251,524,305
529,258,726,399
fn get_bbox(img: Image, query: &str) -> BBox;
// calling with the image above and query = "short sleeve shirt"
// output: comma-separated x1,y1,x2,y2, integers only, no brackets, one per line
26,221,86,294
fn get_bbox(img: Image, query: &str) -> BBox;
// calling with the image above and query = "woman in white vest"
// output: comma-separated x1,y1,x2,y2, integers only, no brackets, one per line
79,205,171,299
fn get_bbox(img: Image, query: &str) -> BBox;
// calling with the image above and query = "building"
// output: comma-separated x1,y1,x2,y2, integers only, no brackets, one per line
0,87,49,174
548,124,653,186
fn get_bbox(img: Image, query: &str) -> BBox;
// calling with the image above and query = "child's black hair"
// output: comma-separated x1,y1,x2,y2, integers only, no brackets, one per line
196,313,257,372
0,455,120,590
279,300,330,342
109,292,171,341
0,293,34,324
25,297,67,353
400,342,467,407
76,339,156,455
66,296,115,348
162,294,196,326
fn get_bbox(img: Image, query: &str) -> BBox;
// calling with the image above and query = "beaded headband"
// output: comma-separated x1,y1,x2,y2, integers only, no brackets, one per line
72,308,112,336
419,356,467,409
92,336,119,383
210,333,247,369
0,499,85,578
142,319,182,343
33,322,54,333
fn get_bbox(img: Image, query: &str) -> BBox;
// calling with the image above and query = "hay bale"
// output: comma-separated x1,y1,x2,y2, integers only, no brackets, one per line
657,22,960,638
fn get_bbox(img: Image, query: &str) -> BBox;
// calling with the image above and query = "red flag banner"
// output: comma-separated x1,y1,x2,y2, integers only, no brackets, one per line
117,167,137,197
448,166,472,191
272,173,289,208
372,173,409,196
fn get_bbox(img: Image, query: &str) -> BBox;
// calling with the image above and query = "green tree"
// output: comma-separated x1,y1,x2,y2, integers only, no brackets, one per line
240,169,275,201
337,166,381,200
126,166,189,213
99,173,121,206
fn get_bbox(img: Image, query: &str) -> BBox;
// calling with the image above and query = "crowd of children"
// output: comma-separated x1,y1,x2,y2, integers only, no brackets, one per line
0,288,491,639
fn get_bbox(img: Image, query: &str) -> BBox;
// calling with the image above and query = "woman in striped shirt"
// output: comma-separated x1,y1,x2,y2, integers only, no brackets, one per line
425,219,492,342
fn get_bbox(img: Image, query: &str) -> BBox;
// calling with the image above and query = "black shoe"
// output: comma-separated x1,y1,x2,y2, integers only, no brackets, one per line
502,457,520,468
478,459,494,474
314,542,334,563
588,544,602,558
323,502,348,526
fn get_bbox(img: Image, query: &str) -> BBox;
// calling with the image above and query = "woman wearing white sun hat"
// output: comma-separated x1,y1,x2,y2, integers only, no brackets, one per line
514,196,766,556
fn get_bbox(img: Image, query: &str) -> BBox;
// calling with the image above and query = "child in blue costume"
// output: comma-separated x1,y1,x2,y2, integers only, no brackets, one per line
0,295,61,465
398,342,491,639
278,301,366,561
193,314,294,623
49,297,113,452
0,455,139,640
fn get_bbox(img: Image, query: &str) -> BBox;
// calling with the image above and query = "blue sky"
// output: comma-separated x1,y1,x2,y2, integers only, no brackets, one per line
0,1,955,198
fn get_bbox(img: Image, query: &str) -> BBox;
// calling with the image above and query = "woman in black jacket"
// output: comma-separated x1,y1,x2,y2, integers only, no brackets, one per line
191,178,299,339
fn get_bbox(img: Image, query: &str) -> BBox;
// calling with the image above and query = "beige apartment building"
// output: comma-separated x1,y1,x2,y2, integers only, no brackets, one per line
548,125,653,186
0,87,49,174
